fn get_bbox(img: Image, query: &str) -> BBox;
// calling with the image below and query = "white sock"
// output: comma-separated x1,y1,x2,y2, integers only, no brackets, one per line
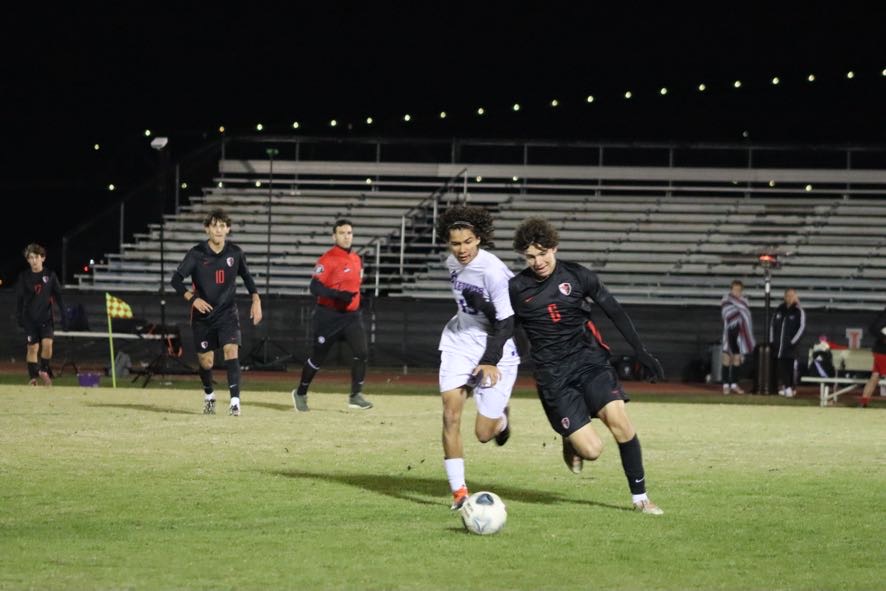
632,493,649,504
444,458,465,493
730,383,738,389
230,396,240,407
204,392,215,401
497,414,508,433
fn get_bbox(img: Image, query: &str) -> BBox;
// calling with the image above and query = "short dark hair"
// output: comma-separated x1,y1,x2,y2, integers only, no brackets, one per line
512,217,559,252
203,208,232,227
730,279,744,289
333,219,353,232
23,243,46,258
435,205,495,246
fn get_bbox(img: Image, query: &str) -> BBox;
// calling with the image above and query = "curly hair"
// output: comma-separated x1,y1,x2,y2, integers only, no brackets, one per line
203,208,232,227
512,217,560,252
23,243,46,258
435,205,495,247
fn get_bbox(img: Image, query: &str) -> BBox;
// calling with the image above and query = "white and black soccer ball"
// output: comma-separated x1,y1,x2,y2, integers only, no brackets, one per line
459,491,507,535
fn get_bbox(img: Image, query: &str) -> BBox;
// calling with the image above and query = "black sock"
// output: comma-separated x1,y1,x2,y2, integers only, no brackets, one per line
39,358,50,373
297,359,319,397
27,362,38,379
198,367,214,395
351,356,366,396
727,364,734,384
618,435,647,495
225,359,241,399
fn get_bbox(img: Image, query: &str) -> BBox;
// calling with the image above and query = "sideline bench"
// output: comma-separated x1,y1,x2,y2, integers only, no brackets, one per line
800,376,886,407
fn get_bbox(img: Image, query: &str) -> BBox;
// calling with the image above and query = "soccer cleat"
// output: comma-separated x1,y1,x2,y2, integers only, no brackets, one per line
778,388,786,397
730,384,745,394
450,486,469,510
203,398,216,415
28,378,38,386
38,370,52,387
348,393,373,410
784,387,795,398
292,390,309,412
494,406,511,446
633,499,664,515
561,436,583,474
229,402,240,417
722,384,730,395
859,396,870,408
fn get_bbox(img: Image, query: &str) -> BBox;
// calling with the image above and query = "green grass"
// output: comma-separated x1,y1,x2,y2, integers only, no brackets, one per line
0,384,883,590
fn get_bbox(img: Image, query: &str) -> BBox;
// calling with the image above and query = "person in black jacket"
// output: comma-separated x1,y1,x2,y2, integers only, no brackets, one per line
16,243,66,386
859,307,886,408
770,288,805,397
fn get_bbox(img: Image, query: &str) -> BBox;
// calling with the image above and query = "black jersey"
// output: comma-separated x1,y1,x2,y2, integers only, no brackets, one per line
509,260,645,369
15,268,65,326
171,241,257,319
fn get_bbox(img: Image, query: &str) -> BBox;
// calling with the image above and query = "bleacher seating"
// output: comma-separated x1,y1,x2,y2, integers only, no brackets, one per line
76,157,886,309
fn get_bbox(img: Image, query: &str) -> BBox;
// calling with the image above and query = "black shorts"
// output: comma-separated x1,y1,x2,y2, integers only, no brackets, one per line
192,309,241,353
309,307,366,363
535,353,629,436
724,325,741,355
23,319,54,345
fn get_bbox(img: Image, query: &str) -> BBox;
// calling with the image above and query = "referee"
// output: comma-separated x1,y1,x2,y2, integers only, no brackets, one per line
292,219,373,411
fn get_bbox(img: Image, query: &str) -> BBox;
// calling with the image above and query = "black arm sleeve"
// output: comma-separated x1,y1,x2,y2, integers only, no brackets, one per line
238,251,258,295
478,316,515,366
587,275,646,353
309,278,352,301
171,271,189,296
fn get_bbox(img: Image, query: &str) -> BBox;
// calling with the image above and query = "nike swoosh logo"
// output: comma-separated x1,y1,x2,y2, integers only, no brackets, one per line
634,477,645,483
524,296,534,302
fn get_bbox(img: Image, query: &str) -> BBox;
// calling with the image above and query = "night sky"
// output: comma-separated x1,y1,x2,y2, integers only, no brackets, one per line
2,4,884,283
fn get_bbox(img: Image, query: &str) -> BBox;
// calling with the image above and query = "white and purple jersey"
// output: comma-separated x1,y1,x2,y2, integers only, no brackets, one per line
438,249,520,366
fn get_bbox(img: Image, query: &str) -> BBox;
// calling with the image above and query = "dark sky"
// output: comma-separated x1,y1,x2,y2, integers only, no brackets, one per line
1,3,884,283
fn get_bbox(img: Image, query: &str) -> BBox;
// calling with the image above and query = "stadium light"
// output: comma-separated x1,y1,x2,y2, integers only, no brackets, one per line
512,103,520,111
882,68,886,77
365,117,373,125
733,80,742,88
768,180,776,187
624,91,632,99
181,182,188,189
330,119,338,127
256,123,264,131
218,126,225,133
846,71,855,79
93,143,100,151
403,114,412,122
805,184,813,191
144,129,151,137
365,178,372,184
550,99,559,107
292,121,300,129
512,176,519,182
698,83,706,91
217,181,224,188
475,176,482,182
108,183,116,191
659,87,668,95
439,111,447,119
586,95,594,103
255,181,262,188
807,74,816,82
477,107,485,115
771,76,780,85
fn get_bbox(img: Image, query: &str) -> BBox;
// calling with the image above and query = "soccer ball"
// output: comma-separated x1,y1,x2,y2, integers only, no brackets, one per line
459,491,507,535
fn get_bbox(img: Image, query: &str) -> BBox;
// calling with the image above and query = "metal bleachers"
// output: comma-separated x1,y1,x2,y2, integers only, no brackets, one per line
76,156,886,309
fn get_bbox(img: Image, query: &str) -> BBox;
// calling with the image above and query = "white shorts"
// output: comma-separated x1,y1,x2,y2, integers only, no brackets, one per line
439,350,518,419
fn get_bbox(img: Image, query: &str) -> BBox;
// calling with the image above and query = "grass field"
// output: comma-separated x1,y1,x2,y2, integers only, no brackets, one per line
1,381,883,590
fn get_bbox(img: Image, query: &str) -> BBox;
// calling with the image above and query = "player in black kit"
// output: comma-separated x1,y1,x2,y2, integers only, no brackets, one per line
171,209,262,416
508,218,666,515
16,243,66,386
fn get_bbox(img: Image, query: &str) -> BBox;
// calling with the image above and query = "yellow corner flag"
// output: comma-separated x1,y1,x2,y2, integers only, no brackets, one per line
105,293,133,388
106,293,133,319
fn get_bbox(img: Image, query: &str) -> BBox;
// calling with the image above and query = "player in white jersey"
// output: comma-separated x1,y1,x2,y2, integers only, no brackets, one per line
436,205,520,510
